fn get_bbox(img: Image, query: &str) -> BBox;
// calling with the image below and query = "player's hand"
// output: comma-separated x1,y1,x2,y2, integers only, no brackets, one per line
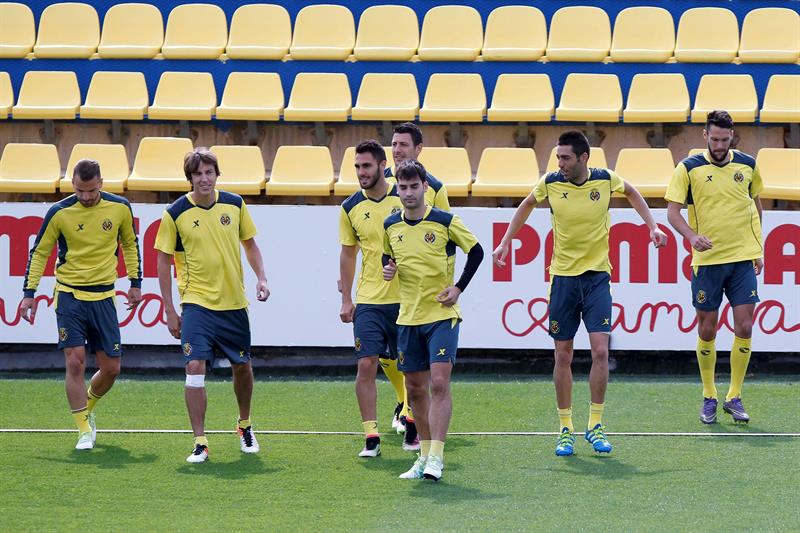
689,234,713,252
19,297,36,324
340,301,355,323
650,227,668,248
256,279,270,302
383,259,397,281
165,309,182,339
125,287,142,310
754,258,763,275
492,240,510,267
436,286,462,307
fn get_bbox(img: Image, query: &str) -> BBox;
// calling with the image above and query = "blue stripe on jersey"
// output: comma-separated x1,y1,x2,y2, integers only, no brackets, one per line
342,191,368,214
682,154,708,173
731,150,756,170
166,195,193,221
544,171,564,184
446,240,456,257
588,168,611,181
23,196,78,293
425,207,453,227
218,190,243,208
384,211,402,229
100,191,131,207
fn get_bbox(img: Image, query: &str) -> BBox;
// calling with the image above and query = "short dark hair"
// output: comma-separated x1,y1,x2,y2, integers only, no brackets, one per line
393,122,423,146
355,140,386,163
394,159,427,183
557,130,591,159
705,110,734,130
73,159,101,181
183,148,220,181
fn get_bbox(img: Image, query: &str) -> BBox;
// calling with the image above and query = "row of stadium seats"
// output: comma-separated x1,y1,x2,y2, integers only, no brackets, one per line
1,140,797,200
2,71,798,124
2,3,799,63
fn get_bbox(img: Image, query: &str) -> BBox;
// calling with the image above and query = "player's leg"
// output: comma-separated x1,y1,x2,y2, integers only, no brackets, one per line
397,325,430,478
378,303,407,433
352,305,383,456
582,272,612,453
232,361,260,452
84,296,123,444
549,275,580,456
692,265,725,423
181,304,213,462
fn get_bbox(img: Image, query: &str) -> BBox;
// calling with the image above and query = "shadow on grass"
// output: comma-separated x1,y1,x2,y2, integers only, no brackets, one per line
37,444,157,469
550,455,681,480
404,471,508,503
176,453,280,478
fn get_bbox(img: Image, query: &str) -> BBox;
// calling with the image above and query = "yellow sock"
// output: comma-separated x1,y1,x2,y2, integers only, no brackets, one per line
588,402,604,430
696,337,718,399
238,418,251,429
400,385,411,419
380,357,406,405
194,436,208,447
726,336,752,401
362,420,379,437
420,439,431,457
86,387,103,413
557,407,573,433
429,440,445,460
72,407,91,433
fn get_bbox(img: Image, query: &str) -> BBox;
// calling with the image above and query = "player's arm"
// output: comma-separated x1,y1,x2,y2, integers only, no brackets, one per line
19,210,61,324
119,203,143,310
493,185,540,267
622,180,667,248
753,195,764,275
156,251,180,339
241,237,270,302
339,244,357,323
382,229,396,281
665,163,712,252
437,242,484,307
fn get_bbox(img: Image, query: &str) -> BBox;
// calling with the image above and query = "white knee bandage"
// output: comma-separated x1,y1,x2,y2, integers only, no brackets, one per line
185,374,205,388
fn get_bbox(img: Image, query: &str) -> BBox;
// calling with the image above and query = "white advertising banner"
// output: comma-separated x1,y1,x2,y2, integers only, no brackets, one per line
1,203,798,351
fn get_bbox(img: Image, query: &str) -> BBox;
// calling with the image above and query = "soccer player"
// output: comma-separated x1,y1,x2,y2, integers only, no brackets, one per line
493,131,667,457
383,159,484,481
155,148,270,463
665,110,764,424
20,159,142,450
339,140,411,457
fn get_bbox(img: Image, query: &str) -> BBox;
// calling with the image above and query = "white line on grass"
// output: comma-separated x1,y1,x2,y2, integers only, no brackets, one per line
0,429,798,437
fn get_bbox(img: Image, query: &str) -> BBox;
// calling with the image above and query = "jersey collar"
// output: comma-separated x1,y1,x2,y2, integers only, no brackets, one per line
187,189,219,210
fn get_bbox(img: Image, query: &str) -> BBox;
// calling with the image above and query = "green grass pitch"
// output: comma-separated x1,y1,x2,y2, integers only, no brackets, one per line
1,376,798,531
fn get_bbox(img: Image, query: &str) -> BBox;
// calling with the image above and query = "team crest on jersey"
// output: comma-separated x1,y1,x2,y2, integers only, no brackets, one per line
183,342,193,356
589,189,601,202
391,207,401,215
59,327,68,342
733,171,744,183
696,290,707,304
550,321,560,334
101,219,113,231
424,232,436,244
220,214,231,226
354,337,362,352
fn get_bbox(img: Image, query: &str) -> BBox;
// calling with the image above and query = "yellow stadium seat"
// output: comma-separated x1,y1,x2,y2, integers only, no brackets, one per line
614,148,675,198
0,143,61,193
546,147,607,173
209,145,266,195
334,145,393,196
80,71,149,120
265,146,334,196
417,147,472,196
354,5,418,61
739,8,800,63
0,3,35,58
675,8,739,63
482,6,546,61
418,5,483,61
161,4,227,59
284,73,351,122
760,75,800,123
757,148,800,200
623,74,689,123
127,137,193,192
487,74,553,122
97,3,163,59
472,148,538,197
59,144,129,193
148,72,217,121
33,2,99,58
226,4,291,60
0,72,12,118
691,75,758,123
216,72,284,121
419,74,485,122
351,73,418,121
290,5,355,60
12,71,80,119
546,6,610,62
555,74,622,122
610,7,675,62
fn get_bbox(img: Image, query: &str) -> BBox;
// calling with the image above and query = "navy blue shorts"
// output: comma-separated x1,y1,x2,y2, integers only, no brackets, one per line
181,304,251,365
548,271,612,341
353,303,399,359
397,318,460,372
55,291,122,356
691,260,759,311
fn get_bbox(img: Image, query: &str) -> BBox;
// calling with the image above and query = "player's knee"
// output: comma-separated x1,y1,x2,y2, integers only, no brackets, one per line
735,321,752,339
430,377,450,398
64,349,85,373
185,374,205,388
591,348,609,362
356,357,378,379
405,379,426,399
554,350,573,367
